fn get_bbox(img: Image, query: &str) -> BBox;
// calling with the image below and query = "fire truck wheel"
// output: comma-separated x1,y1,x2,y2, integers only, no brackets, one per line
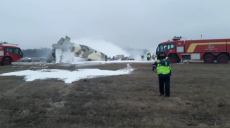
203,54,214,63
169,54,179,63
1,57,12,65
217,54,228,63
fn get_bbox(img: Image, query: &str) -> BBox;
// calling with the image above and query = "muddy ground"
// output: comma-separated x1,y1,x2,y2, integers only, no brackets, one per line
0,63,230,128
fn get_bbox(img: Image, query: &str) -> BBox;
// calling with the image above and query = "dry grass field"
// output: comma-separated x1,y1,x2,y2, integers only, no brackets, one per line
0,63,229,128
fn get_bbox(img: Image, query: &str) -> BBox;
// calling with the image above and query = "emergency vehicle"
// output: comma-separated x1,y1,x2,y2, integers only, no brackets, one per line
0,42,23,65
156,36,230,63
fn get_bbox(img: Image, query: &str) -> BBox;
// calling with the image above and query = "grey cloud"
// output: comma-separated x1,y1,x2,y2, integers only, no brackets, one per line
0,0,230,49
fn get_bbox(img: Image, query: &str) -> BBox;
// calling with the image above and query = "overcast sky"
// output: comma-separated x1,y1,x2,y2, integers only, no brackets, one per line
1,0,230,49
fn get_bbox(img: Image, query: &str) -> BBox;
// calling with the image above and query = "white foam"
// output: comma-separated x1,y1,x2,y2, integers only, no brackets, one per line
0,65,134,83
72,38,130,57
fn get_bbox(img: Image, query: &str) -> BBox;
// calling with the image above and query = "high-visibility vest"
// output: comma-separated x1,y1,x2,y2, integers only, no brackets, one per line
157,57,171,75
147,54,151,58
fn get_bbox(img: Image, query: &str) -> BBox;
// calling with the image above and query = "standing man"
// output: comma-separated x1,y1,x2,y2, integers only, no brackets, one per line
141,55,144,60
147,53,151,60
152,53,156,60
152,52,171,97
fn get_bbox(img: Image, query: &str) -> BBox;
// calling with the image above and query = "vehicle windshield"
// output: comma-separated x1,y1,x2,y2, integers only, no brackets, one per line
156,43,175,53
6,47,23,56
19,49,22,54
19,49,23,57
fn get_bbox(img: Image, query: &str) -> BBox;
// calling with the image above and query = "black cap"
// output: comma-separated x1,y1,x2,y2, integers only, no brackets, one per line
157,52,167,59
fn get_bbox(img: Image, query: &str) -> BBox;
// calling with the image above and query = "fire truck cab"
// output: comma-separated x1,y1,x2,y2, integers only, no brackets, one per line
156,36,230,63
0,42,23,65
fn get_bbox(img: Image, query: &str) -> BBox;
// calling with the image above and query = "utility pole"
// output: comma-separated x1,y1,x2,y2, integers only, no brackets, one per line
201,34,202,39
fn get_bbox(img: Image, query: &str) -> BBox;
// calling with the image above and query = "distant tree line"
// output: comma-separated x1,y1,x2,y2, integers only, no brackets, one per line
22,48,52,57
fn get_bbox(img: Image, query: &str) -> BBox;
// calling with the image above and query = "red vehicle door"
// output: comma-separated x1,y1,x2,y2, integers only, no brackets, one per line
0,46,4,62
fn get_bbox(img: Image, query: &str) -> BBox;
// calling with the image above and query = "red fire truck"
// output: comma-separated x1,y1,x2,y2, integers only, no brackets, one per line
156,36,230,63
0,42,23,65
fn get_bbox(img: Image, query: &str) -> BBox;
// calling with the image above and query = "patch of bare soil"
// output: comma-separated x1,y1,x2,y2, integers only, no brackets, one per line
0,63,230,128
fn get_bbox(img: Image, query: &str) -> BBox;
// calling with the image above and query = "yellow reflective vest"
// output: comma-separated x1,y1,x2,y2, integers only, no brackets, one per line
157,57,171,75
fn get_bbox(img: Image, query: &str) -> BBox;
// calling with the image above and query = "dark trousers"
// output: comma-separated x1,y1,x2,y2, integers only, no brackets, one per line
158,76,170,96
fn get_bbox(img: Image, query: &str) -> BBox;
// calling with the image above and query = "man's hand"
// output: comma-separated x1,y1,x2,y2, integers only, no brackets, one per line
160,60,166,66
152,65,156,71
159,60,170,66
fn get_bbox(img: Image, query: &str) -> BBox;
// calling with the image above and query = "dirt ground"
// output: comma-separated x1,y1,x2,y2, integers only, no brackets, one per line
0,63,230,128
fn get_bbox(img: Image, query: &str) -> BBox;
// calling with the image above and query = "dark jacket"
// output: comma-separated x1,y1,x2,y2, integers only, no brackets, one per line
152,52,171,77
